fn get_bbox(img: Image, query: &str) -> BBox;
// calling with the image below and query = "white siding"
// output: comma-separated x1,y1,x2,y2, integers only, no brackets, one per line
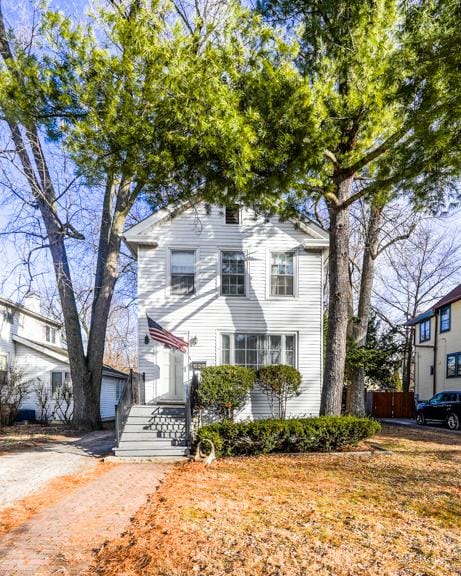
100,376,123,421
136,205,325,417
15,342,70,418
0,303,15,367
15,343,123,421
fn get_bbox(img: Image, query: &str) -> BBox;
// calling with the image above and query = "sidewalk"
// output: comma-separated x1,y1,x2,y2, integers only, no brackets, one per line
380,418,461,435
0,462,170,575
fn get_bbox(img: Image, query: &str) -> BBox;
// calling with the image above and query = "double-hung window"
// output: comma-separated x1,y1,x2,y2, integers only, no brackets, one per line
0,354,8,383
440,304,451,332
51,370,71,397
2,309,13,324
46,325,57,344
171,250,195,295
419,319,431,342
221,251,245,296
225,206,240,224
222,333,296,369
271,253,294,296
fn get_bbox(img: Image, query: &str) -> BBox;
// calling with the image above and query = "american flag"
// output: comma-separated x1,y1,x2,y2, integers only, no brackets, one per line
146,315,188,353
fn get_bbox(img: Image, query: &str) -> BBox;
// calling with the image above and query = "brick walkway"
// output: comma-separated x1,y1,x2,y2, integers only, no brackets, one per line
0,462,170,575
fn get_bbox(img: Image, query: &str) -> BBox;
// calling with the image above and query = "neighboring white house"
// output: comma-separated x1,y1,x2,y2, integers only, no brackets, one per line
124,203,329,420
0,294,127,421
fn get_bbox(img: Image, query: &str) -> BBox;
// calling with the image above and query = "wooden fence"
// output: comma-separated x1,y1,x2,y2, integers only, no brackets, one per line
367,391,415,419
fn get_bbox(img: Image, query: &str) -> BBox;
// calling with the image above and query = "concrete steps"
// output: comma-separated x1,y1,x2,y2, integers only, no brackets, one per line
114,403,190,458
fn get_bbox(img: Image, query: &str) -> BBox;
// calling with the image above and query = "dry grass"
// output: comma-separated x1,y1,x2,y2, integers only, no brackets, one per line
0,461,114,535
0,423,80,453
90,425,461,576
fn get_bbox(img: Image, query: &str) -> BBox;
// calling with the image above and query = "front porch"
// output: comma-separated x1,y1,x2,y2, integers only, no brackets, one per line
114,370,195,458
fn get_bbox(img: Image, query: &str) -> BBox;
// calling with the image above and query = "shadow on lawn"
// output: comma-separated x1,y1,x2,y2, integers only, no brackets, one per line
376,425,461,449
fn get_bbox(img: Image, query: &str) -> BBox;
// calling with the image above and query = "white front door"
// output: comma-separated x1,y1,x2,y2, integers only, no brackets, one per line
169,348,185,400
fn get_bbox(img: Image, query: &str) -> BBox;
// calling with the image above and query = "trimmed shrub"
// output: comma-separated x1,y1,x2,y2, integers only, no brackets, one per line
257,364,302,419
196,416,381,457
197,365,256,420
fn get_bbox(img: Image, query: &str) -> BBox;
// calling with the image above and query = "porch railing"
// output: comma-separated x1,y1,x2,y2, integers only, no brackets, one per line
185,373,199,447
115,369,144,445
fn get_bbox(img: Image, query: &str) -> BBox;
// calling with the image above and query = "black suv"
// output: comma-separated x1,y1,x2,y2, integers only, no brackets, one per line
416,391,461,430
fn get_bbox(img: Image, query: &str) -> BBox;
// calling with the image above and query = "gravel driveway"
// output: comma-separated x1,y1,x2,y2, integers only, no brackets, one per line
0,431,115,510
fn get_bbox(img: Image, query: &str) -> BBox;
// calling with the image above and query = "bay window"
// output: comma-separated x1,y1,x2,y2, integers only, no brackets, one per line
221,333,296,369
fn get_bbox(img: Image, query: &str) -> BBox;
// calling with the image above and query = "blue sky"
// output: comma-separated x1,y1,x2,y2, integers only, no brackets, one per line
0,0,460,309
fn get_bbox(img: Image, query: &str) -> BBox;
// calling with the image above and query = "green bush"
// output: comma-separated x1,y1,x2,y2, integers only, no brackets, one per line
257,364,302,419
197,365,256,420
196,416,381,457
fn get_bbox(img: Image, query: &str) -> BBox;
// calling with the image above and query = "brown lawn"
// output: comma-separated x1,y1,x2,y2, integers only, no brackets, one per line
0,423,80,453
90,425,461,576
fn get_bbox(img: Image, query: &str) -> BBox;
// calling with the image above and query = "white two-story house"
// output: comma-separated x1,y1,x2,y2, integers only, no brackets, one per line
117,204,328,457
0,293,127,422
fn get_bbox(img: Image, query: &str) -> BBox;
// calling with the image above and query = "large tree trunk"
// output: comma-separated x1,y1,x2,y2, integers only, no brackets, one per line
402,327,413,393
0,7,134,431
346,205,382,416
84,183,132,429
321,174,353,415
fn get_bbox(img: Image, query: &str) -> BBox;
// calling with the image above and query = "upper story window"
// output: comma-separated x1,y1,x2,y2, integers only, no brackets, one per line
225,206,240,225
271,253,294,296
46,325,57,344
222,333,296,369
221,251,245,296
440,304,451,333
2,309,14,324
419,318,431,342
170,250,195,296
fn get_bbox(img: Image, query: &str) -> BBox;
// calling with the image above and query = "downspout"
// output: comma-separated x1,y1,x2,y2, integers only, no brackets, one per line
433,312,438,396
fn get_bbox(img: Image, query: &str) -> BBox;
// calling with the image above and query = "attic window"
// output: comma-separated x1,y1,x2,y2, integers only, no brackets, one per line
225,206,240,225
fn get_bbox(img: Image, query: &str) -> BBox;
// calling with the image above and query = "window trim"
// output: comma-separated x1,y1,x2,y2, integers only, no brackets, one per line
168,247,198,298
2,309,14,324
51,370,71,398
220,332,298,369
269,251,297,298
446,352,461,378
0,353,8,374
224,206,241,225
419,318,431,342
440,304,451,333
45,325,57,344
219,249,248,298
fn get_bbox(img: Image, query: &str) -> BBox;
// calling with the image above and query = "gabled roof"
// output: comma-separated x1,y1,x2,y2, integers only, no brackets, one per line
404,309,434,327
0,296,61,327
433,283,461,310
13,335,128,379
123,202,329,257
404,282,461,326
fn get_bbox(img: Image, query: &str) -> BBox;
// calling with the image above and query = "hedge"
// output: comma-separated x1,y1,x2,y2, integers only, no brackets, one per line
196,416,381,457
